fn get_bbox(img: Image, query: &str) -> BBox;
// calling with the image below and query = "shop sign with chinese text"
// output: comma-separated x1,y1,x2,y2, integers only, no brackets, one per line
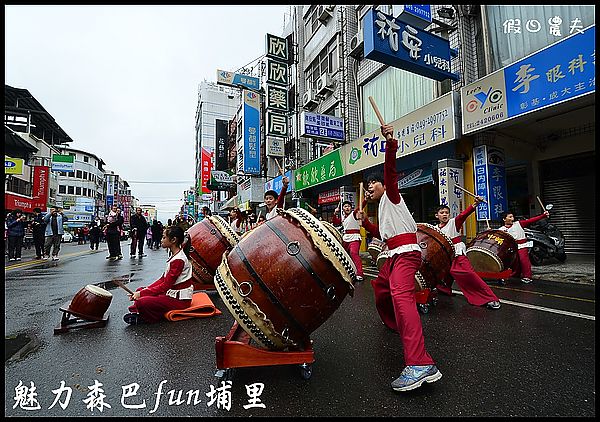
317,188,341,205
437,159,464,219
461,24,595,135
242,90,261,175
295,150,344,191
340,92,457,176
216,69,260,91
300,112,345,142
473,145,508,221
264,170,293,194
363,8,459,81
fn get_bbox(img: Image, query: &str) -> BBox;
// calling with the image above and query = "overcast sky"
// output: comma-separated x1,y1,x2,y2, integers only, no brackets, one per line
5,5,290,222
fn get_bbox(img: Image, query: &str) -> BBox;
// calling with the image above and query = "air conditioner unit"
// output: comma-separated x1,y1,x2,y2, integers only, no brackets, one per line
302,89,319,109
349,31,364,58
318,5,334,23
316,73,334,96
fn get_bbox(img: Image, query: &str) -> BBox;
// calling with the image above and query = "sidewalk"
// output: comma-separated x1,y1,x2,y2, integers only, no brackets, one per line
359,251,595,285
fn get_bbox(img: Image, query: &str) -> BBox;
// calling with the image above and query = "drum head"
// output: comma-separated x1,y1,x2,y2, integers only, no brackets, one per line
85,284,113,298
466,247,503,272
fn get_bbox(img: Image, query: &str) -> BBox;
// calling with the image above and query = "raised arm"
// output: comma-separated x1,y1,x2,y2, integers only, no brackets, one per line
381,125,400,204
520,211,550,228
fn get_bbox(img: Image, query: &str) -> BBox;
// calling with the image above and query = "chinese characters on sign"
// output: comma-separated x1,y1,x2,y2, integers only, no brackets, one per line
364,8,459,81
437,159,465,219
216,70,260,91
300,111,345,141
502,16,586,36
13,379,267,413
472,145,508,221
266,85,288,112
295,150,344,191
200,148,213,193
241,90,261,175
462,24,595,134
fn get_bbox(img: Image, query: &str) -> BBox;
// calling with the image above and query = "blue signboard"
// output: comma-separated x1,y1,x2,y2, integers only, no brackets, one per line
364,8,460,82
264,170,293,193
504,25,595,118
217,69,260,91
242,90,261,175
403,5,431,22
106,196,114,209
473,145,508,221
300,112,345,141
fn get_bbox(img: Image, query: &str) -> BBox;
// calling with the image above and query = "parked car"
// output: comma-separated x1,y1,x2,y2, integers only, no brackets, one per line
61,232,73,243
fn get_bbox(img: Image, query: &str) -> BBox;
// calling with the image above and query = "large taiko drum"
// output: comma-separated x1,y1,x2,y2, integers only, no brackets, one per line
375,223,455,291
183,215,240,289
214,207,357,350
466,229,518,273
66,284,113,321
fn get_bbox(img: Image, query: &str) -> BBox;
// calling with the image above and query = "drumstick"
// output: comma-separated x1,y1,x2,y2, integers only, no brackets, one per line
485,219,491,230
454,184,488,204
275,158,285,176
113,278,134,295
536,196,546,212
368,96,386,126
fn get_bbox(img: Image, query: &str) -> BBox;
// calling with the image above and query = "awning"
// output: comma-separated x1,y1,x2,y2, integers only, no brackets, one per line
398,164,433,189
219,196,238,211
5,126,38,159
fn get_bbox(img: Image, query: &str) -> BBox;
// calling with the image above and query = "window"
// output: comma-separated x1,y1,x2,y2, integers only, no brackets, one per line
83,188,88,196
306,39,339,89
84,156,89,163
68,172,74,177
67,186,74,194
76,187,82,195
59,185,66,194
83,171,88,180
76,170,82,179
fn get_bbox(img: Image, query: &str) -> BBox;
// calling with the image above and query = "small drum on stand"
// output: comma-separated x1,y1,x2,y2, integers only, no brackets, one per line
466,229,518,277
55,285,113,334
183,215,240,290
215,207,357,351
374,223,455,313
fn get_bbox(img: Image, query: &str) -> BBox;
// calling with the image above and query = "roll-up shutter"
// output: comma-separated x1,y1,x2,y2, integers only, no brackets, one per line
541,154,595,255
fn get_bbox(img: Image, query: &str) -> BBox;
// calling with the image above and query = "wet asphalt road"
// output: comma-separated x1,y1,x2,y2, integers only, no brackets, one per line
4,241,596,417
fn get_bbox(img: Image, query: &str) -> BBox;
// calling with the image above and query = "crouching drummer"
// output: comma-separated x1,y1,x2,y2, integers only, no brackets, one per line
434,199,501,310
124,226,193,324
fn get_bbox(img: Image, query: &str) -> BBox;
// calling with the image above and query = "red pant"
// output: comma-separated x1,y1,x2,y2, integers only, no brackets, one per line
371,251,435,366
129,287,191,323
343,240,363,277
511,248,532,279
446,255,498,306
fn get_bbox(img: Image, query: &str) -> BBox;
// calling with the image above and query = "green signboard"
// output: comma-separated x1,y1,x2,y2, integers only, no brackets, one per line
294,150,344,191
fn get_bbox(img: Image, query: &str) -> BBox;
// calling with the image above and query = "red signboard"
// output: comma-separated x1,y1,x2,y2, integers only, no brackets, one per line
32,165,50,209
5,192,35,212
318,188,341,205
201,148,213,194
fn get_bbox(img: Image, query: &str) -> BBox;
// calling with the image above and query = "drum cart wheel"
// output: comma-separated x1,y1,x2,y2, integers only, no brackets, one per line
215,322,316,381
417,304,430,314
299,363,313,380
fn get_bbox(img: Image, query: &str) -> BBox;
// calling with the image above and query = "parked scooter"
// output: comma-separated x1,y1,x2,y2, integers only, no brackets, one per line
523,204,567,266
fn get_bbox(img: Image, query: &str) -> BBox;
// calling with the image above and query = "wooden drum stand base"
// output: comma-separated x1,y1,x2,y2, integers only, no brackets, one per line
54,305,109,335
215,322,315,381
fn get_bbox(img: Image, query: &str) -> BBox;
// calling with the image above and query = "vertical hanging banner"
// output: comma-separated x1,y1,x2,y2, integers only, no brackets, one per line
105,175,114,209
201,148,213,193
32,166,50,209
242,90,261,175
437,159,465,219
473,145,508,221
215,119,229,171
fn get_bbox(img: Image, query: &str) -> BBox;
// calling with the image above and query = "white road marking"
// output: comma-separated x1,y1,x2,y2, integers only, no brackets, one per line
360,269,595,321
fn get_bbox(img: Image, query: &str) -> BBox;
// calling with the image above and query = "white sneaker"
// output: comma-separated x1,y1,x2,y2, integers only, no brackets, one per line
16,257,22,261
52,256,59,261
9,258,16,262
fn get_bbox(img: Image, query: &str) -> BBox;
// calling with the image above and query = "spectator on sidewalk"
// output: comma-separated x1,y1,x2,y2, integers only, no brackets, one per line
151,219,163,250
7,209,27,261
130,207,149,258
105,205,124,261
43,207,68,261
32,208,47,259
89,222,101,251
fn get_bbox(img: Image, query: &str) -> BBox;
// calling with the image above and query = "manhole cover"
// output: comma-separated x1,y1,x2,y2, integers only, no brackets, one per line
5,333,33,362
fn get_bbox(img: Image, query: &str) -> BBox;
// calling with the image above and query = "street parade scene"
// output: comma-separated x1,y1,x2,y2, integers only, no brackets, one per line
4,4,595,418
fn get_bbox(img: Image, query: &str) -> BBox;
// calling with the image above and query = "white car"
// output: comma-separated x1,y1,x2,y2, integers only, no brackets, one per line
61,232,73,243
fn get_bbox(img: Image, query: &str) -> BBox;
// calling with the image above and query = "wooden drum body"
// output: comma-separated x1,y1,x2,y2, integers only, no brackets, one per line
67,284,113,321
215,207,357,350
368,238,385,262
375,223,455,291
466,229,518,273
184,215,240,288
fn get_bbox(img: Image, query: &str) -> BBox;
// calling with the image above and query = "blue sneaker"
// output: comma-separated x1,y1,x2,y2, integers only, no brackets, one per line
391,365,442,392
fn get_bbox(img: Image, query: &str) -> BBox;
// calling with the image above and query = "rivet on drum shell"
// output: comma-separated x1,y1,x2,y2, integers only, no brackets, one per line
210,228,216,235
286,241,300,256
237,281,253,297
419,241,428,249
326,285,336,301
